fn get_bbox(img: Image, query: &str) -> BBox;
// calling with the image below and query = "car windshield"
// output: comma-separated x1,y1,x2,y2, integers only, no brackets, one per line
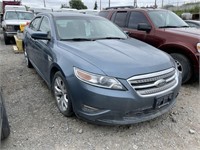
148,10,189,28
5,11,34,20
55,16,127,40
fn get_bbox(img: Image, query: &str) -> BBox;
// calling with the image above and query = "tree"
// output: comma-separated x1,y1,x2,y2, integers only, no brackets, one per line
69,0,88,10
94,1,98,10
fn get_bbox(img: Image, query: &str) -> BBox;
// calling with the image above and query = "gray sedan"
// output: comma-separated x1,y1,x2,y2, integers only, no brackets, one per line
23,12,181,125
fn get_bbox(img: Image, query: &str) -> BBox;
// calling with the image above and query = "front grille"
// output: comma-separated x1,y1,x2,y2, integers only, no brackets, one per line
14,25,20,31
127,68,178,97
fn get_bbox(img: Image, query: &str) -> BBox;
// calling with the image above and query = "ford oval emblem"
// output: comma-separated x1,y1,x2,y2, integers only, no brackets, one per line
155,79,166,88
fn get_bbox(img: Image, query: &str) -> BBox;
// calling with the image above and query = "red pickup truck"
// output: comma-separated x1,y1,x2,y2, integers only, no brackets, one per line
99,8,200,83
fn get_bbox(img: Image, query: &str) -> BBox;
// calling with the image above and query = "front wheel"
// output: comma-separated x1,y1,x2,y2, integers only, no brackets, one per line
52,71,73,117
24,46,33,68
170,53,192,84
3,31,10,45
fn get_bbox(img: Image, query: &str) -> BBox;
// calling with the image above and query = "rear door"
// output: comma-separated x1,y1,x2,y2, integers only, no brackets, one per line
112,11,128,28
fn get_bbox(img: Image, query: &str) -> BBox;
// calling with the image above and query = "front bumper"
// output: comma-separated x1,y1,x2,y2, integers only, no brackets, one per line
5,31,17,37
68,71,182,125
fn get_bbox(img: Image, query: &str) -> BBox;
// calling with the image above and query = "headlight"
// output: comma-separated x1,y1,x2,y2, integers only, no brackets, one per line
6,25,13,31
197,43,200,53
74,67,124,90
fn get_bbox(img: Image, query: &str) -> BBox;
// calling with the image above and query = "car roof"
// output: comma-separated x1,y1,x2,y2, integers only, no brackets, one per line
38,12,103,18
5,10,33,13
101,8,169,12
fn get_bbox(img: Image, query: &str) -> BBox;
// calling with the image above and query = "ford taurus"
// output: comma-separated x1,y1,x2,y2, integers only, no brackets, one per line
23,12,181,125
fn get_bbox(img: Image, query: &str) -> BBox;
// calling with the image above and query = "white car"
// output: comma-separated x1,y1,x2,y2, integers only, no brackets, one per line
1,10,34,44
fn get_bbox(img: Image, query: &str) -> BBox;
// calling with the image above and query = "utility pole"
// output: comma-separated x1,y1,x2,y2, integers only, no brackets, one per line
43,0,46,7
100,0,101,10
108,0,110,8
162,0,164,8
154,0,157,8
134,0,137,8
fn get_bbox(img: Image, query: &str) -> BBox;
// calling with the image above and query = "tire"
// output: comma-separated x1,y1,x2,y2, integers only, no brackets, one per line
52,71,73,117
24,45,33,68
1,104,10,140
3,31,10,45
170,53,192,84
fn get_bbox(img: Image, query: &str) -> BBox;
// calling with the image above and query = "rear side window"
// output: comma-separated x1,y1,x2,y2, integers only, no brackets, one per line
99,11,109,18
128,11,150,29
113,11,127,27
29,17,41,31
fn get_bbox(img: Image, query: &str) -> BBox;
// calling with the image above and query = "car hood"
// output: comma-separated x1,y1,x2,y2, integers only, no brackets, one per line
164,27,200,38
3,20,31,25
57,38,174,79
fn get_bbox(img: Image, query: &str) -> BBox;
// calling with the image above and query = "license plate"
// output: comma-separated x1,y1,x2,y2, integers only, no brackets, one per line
154,93,173,109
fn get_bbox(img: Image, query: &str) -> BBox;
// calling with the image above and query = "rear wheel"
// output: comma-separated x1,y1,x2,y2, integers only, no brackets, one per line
52,71,73,117
170,53,192,83
24,46,33,68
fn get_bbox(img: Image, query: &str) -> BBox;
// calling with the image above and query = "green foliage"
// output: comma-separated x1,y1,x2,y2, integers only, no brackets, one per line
94,1,98,10
69,0,88,10
173,6,200,17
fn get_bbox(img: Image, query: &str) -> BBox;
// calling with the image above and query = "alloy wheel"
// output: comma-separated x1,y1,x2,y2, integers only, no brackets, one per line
54,76,69,112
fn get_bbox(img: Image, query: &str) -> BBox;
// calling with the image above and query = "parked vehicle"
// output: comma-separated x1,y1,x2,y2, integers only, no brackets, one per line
0,88,10,140
185,20,200,28
23,12,181,125
5,5,26,11
28,7,53,15
99,8,200,83
2,10,34,44
78,9,99,15
53,8,78,13
0,0,21,19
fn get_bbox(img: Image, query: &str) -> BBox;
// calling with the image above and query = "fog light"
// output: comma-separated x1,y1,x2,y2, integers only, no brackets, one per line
82,104,99,112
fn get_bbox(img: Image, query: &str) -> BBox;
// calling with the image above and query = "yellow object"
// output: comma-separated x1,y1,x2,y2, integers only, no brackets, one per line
14,35,23,52
20,24,26,32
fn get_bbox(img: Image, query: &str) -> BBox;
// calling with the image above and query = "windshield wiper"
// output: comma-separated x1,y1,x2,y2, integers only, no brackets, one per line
95,37,126,40
60,38,95,41
177,25,190,28
159,26,179,28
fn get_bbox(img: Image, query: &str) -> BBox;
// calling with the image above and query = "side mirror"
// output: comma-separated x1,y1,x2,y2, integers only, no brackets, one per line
137,23,152,32
31,32,50,40
124,31,129,35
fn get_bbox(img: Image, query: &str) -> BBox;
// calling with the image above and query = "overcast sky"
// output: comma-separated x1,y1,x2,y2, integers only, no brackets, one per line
5,0,199,10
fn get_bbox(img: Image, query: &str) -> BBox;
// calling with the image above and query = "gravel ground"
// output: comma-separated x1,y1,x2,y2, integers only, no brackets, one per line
0,34,199,150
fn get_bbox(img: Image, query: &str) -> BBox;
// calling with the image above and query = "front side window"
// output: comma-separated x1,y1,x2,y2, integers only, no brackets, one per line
113,12,127,27
55,17,127,40
128,11,150,29
29,17,42,31
39,17,50,33
148,10,189,28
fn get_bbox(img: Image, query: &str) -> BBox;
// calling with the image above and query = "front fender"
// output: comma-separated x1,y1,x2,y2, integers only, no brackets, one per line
158,42,199,74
